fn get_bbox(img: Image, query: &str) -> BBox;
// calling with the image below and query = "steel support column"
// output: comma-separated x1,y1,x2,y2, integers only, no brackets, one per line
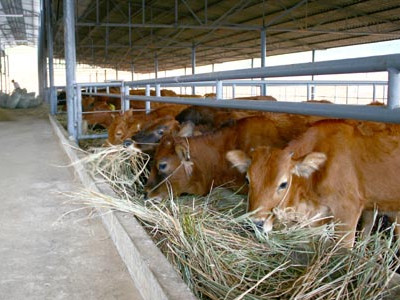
37,0,44,98
0,51,2,92
191,43,196,95
145,84,151,113
311,50,316,100
155,53,158,79
388,68,400,109
260,28,266,96
45,0,56,114
64,0,77,139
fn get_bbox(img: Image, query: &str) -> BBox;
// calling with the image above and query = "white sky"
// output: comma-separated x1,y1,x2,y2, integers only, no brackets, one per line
3,39,400,96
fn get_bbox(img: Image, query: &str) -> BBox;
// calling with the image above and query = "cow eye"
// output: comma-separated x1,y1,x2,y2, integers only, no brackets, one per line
157,128,164,135
158,162,168,171
245,173,250,184
278,181,288,190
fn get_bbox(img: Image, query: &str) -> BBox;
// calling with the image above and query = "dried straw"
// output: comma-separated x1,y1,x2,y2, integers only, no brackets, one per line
69,145,400,300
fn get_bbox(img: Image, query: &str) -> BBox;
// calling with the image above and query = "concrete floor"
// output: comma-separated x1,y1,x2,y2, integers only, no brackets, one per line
0,107,143,299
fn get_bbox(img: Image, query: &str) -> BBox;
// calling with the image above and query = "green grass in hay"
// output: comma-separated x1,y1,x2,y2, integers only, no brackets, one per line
72,145,400,300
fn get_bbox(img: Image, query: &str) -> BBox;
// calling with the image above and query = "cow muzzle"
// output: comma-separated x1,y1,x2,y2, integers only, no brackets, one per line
143,191,163,204
251,217,274,234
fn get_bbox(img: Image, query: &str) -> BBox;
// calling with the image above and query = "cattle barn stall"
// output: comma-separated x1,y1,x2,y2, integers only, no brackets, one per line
1,0,400,298
27,0,400,140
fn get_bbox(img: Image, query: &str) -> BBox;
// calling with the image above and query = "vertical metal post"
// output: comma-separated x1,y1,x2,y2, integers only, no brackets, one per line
128,1,132,48
156,84,161,97
124,83,130,111
145,84,151,113
104,69,107,81
0,49,3,92
142,0,145,24
6,55,9,93
46,0,56,114
174,0,178,25
37,0,43,98
216,80,223,100
131,63,134,81
260,28,266,96
155,53,158,79
251,58,255,96
119,81,125,110
232,84,236,99
96,71,98,82
75,84,83,139
115,67,118,80
63,0,77,139
311,50,315,100
191,42,196,95
372,84,376,102
388,68,400,109
96,0,99,24
204,0,208,24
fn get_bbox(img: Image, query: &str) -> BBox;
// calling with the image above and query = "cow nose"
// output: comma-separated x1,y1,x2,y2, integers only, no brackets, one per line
123,139,133,147
253,219,265,231
244,219,264,232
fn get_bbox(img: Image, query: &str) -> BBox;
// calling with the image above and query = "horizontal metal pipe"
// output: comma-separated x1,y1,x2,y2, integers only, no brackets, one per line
150,80,388,88
79,133,109,140
125,54,400,85
76,22,261,31
127,96,400,124
82,92,122,98
75,22,399,37
81,110,121,114
79,82,122,87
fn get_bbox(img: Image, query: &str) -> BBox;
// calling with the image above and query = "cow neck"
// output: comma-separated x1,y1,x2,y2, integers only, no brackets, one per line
183,127,238,186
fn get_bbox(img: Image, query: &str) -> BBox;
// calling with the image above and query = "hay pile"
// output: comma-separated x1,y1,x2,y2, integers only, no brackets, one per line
71,145,400,299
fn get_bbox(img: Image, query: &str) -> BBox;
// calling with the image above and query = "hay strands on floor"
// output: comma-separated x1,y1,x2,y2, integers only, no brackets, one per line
70,144,400,300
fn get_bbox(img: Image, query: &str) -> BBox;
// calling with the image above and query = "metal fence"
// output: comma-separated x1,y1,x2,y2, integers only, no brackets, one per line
54,53,400,140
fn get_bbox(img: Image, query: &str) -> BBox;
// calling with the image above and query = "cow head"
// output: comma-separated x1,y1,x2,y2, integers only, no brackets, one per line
131,116,181,152
226,146,327,233
144,134,201,202
107,110,134,145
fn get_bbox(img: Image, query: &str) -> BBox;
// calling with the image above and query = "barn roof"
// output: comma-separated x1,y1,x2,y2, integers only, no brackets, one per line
0,0,40,48
1,1,400,74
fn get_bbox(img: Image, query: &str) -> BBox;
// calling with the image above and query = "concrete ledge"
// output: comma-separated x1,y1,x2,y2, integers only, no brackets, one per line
49,115,196,300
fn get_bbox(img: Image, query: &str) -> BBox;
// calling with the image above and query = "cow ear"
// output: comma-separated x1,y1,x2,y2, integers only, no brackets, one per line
226,150,251,173
292,152,326,178
175,143,190,161
177,121,195,137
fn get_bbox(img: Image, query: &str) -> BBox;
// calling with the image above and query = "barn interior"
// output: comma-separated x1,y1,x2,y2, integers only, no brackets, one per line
1,1,400,299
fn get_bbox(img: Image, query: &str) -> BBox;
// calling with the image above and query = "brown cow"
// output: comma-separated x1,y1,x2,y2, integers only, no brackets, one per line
227,119,400,247
175,106,264,128
144,116,293,202
82,100,119,131
235,95,277,101
106,109,137,145
126,104,187,136
131,116,181,153
107,105,187,145
130,117,212,153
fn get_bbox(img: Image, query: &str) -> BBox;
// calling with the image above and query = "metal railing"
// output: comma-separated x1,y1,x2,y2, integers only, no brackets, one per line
59,53,400,140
